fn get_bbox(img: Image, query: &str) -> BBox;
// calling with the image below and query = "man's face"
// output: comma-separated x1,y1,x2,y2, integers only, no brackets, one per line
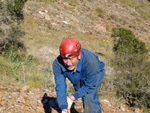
63,55,80,70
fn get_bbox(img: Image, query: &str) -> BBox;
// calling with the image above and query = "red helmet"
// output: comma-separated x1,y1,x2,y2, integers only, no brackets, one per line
60,37,81,58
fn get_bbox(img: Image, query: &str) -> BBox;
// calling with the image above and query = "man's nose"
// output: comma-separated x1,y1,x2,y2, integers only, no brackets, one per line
66,59,72,65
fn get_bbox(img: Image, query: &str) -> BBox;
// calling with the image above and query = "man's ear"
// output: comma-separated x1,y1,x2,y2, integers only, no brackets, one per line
78,54,81,60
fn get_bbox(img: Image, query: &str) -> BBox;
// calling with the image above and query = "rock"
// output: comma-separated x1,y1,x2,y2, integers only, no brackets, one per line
135,108,140,113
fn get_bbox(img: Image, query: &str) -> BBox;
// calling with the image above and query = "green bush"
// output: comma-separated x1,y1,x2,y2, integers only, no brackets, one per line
8,25,25,40
95,7,105,18
7,0,27,17
111,27,150,109
68,0,79,7
0,29,3,37
0,0,26,54
112,27,148,55
2,25,26,63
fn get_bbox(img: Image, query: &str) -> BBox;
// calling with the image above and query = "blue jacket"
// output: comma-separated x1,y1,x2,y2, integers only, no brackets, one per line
53,48,105,110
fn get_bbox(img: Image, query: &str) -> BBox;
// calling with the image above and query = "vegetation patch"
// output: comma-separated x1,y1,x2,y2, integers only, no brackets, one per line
111,27,150,110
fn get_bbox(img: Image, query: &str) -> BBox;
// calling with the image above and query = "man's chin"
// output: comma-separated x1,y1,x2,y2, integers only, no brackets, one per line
67,66,75,71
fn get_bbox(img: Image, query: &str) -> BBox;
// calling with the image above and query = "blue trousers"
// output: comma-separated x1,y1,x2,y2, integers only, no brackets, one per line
82,70,105,113
82,90,102,113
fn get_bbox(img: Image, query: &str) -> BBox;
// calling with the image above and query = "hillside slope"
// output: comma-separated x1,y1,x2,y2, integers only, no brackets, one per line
0,0,150,112
22,0,150,69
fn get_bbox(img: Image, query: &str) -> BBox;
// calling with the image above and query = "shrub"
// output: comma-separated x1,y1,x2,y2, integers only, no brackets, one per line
1,25,25,55
113,53,150,108
112,27,148,55
0,0,26,54
7,0,27,18
95,7,105,18
111,27,150,109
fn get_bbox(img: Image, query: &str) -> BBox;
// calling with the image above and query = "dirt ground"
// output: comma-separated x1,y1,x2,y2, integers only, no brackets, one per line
0,84,137,113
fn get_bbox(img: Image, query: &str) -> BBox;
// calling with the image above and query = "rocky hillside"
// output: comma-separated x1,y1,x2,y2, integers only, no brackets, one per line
0,84,136,113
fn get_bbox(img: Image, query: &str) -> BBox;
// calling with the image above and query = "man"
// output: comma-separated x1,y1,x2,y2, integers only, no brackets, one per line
53,37,105,113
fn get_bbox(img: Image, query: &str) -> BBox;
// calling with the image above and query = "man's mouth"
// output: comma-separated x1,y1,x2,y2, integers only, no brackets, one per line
67,65,73,68
66,65,75,70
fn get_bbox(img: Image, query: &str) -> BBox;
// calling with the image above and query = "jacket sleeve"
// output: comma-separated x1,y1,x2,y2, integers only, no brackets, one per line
73,58,105,100
53,59,68,110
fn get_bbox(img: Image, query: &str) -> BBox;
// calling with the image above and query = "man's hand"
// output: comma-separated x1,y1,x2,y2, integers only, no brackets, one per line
67,96,75,112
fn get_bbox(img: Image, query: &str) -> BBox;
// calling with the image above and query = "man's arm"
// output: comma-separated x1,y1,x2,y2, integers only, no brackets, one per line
53,60,68,110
